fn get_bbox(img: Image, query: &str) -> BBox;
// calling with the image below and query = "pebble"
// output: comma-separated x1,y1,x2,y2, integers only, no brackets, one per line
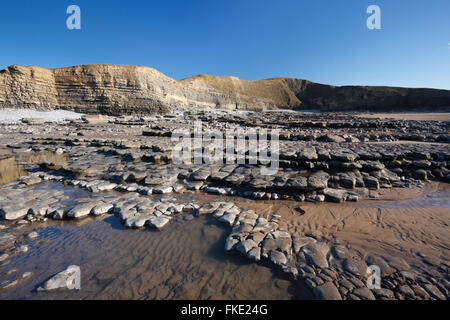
15,245,29,254
26,231,39,239
0,279,19,290
146,216,171,229
38,265,81,291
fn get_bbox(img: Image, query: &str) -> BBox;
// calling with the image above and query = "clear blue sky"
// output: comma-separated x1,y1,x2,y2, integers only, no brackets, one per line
0,0,449,89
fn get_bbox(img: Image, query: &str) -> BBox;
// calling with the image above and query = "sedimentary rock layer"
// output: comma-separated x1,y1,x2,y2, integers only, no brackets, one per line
0,64,449,115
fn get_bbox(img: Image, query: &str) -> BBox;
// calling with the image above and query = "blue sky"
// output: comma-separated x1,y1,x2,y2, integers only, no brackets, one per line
0,0,449,89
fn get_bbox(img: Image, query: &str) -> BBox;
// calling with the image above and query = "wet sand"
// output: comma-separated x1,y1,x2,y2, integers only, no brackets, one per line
233,182,450,274
356,112,450,122
1,182,448,299
0,203,310,300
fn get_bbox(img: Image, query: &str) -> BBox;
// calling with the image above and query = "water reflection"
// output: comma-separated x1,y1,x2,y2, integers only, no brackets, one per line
0,215,311,300
0,156,27,184
0,152,68,184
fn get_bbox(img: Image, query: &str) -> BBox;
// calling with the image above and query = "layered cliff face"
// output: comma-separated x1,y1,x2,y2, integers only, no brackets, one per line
0,65,178,115
0,64,449,115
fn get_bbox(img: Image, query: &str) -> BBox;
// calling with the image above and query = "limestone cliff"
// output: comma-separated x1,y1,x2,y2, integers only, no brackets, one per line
0,64,449,114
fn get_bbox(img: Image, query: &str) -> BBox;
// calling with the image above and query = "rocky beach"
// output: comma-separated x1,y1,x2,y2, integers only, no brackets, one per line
0,106,449,300
1,0,449,312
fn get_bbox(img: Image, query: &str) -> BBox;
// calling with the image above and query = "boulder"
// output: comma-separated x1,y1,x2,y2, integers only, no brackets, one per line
67,203,97,219
38,265,81,291
146,216,171,229
91,203,114,215
0,206,29,221
301,242,329,268
297,147,318,161
269,251,287,266
236,239,257,255
307,171,329,190
343,258,368,277
313,282,342,300
323,188,347,203
352,287,376,300
247,247,261,261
